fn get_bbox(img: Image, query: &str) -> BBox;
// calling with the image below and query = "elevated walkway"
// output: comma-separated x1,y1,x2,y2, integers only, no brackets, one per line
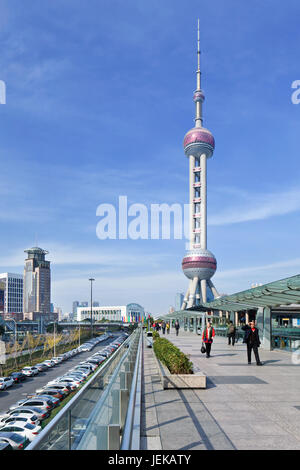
141,329,300,450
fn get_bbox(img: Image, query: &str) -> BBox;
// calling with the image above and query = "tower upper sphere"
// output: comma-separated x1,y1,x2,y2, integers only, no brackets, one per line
183,126,215,159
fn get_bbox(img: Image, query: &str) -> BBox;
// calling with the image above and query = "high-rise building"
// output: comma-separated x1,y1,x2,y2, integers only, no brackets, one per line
23,247,51,320
175,293,184,311
181,23,220,309
0,273,23,320
0,280,5,314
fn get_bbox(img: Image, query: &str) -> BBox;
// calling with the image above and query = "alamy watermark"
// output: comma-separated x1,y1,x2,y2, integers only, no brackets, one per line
291,80,300,104
0,80,6,104
96,196,191,242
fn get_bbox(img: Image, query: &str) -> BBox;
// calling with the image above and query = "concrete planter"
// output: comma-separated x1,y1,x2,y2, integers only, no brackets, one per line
154,353,206,389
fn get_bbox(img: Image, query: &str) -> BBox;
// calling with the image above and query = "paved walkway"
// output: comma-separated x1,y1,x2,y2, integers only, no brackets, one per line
140,328,300,450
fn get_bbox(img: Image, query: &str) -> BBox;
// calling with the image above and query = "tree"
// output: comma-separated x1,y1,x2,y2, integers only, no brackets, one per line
46,323,63,334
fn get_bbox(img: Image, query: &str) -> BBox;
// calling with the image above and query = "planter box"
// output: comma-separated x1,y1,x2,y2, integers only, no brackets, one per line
154,353,206,389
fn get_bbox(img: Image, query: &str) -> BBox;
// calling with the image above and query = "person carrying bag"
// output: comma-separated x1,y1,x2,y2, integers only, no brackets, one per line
202,321,215,358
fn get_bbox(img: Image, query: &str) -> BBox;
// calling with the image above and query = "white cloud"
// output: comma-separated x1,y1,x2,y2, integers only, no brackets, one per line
209,188,300,226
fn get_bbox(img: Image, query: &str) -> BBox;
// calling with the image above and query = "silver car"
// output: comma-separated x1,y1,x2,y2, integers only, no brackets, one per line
6,407,50,421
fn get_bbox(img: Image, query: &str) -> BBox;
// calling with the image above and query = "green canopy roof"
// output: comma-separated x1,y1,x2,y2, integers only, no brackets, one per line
162,274,300,318
202,273,300,311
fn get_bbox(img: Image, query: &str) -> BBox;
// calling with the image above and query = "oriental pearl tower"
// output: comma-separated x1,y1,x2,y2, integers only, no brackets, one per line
181,22,220,309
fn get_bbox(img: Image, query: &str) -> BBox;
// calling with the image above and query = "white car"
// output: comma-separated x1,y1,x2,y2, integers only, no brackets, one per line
0,421,41,442
22,366,39,376
0,415,40,427
47,379,77,391
43,360,55,367
70,368,89,378
5,407,50,421
0,410,40,423
57,377,81,387
79,362,97,371
0,377,14,389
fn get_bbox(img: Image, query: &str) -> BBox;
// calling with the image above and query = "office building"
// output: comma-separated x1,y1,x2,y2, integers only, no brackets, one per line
23,246,51,320
0,273,23,320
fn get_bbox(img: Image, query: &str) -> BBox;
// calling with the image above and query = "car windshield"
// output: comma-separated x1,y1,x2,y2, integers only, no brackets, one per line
0,432,24,442
24,424,35,430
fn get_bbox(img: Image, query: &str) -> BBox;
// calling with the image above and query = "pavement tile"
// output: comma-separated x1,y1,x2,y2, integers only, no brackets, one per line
141,329,300,450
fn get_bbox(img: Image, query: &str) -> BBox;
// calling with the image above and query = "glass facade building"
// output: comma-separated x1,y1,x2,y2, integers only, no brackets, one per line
0,273,23,317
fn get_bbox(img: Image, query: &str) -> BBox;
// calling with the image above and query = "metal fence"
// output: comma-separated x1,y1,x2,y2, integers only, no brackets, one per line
26,326,142,450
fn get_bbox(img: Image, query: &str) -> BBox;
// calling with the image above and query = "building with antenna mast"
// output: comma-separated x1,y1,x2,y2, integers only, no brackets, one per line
23,246,51,320
181,21,220,310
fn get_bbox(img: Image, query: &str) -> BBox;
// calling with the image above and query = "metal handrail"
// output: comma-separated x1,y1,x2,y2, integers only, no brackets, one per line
120,327,142,450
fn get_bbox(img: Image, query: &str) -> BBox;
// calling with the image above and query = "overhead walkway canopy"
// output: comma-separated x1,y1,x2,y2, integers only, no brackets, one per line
201,273,300,312
161,274,300,322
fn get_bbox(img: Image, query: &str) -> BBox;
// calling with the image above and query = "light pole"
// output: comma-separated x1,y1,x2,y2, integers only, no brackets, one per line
53,321,56,357
89,278,95,338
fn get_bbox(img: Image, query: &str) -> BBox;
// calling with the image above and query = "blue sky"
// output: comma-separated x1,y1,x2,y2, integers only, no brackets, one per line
0,0,300,315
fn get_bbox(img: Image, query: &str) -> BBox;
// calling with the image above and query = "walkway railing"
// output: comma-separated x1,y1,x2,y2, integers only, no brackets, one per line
26,326,142,450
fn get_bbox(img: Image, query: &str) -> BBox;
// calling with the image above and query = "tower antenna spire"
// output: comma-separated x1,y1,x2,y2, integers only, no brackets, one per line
194,19,204,127
197,18,200,86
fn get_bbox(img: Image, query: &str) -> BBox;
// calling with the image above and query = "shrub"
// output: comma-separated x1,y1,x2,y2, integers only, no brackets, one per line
153,337,193,374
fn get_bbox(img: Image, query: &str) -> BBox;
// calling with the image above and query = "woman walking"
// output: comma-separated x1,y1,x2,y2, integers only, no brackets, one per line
202,321,215,358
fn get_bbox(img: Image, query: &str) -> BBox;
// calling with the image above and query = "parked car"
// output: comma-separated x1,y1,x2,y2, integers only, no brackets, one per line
34,394,60,407
79,362,97,371
34,389,64,401
0,410,40,424
0,432,28,450
0,422,41,442
70,370,89,380
5,407,49,421
35,363,48,372
22,366,39,377
15,398,54,413
0,377,14,389
57,377,81,387
40,384,71,396
10,372,27,384
43,360,56,368
0,440,13,450
63,374,86,383
0,415,40,427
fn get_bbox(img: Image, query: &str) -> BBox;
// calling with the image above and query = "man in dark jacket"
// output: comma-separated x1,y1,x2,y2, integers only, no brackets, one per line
227,321,236,346
242,321,263,365
174,320,180,336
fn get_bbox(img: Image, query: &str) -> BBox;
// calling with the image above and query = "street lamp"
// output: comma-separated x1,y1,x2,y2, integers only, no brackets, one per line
89,278,95,338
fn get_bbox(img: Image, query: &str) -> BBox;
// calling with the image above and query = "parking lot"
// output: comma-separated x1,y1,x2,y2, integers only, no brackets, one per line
0,333,121,416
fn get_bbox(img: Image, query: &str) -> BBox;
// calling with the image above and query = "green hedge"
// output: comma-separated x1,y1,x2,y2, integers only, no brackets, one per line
153,337,193,374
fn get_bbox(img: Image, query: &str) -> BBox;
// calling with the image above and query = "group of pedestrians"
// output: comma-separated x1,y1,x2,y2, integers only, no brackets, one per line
153,320,171,335
199,319,263,365
153,317,263,366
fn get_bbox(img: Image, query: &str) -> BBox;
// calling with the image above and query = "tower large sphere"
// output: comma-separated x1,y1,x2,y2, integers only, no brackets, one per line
183,127,215,159
182,248,217,280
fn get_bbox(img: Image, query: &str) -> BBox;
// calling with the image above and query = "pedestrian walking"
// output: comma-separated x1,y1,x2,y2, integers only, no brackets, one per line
166,322,170,334
202,321,215,358
175,320,180,336
242,321,263,366
162,321,166,335
227,321,236,346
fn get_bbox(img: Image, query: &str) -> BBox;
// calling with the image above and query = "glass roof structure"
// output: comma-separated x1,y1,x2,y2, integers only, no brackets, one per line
202,274,300,312
162,274,300,319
